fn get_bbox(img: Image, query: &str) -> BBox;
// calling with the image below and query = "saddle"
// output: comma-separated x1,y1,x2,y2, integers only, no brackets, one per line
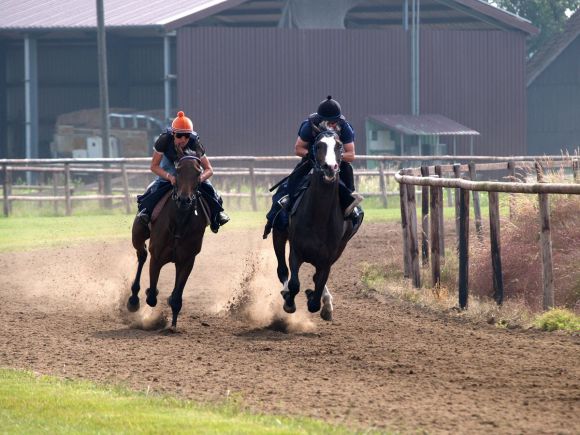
150,190,211,227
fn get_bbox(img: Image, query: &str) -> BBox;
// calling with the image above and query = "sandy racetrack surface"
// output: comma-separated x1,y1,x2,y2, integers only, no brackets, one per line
0,223,578,433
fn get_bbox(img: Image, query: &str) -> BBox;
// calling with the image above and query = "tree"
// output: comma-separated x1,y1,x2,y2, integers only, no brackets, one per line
490,0,580,57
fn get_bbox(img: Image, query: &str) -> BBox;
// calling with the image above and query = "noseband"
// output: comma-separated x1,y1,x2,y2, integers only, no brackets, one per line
172,155,201,211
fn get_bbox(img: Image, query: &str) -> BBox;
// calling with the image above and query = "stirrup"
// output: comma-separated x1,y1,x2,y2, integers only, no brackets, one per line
277,194,290,210
136,209,150,226
217,211,230,226
344,191,364,218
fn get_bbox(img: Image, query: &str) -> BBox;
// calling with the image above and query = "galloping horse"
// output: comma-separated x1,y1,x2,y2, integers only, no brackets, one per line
273,130,360,321
128,156,207,331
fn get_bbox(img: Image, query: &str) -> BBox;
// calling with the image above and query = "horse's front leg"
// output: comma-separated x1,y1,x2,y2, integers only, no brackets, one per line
128,219,149,312
144,256,162,309
306,266,331,317
167,259,195,331
282,247,302,314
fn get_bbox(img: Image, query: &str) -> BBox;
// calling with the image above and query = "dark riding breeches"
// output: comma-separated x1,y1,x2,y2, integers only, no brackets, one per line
198,181,224,225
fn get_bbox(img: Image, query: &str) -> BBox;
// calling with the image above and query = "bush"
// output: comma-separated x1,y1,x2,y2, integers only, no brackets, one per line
533,308,580,332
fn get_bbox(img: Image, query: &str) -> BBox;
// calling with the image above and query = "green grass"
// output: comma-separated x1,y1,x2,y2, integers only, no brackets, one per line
533,309,580,332
0,369,357,434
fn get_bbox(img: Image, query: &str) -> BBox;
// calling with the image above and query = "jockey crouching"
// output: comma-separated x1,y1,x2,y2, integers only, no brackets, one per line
136,111,230,233
264,96,363,238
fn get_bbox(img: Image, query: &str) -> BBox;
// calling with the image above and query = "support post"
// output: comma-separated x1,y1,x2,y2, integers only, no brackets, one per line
434,165,445,259
399,181,411,278
406,177,421,288
379,161,388,208
249,162,257,211
52,172,59,214
2,165,11,216
458,188,470,309
488,191,504,305
507,161,516,220
535,161,554,310
430,184,441,287
121,163,131,214
420,165,429,265
468,162,483,240
453,163,461,249
64,163,72,216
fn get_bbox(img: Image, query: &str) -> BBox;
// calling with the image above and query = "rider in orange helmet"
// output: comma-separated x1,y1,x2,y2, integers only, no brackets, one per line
136,111,230,233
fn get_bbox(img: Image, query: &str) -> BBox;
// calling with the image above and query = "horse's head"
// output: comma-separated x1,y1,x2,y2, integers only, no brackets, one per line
312,130,343,183
173,156,202,210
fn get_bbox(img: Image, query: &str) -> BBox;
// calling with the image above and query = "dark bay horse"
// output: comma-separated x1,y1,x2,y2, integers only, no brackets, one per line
128,156,207,331
273,130,359,321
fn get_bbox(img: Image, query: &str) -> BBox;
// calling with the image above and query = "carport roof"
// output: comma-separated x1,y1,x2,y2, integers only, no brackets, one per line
368,114,480,136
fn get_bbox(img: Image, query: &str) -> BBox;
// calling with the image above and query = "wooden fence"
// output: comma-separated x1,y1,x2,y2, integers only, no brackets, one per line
396,157,580,311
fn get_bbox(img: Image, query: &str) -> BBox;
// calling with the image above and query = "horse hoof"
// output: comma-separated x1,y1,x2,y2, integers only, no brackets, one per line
281,290,296,313
146,288,158,307
283,302,296,314
160,325,177,334
127,296,140,312
307,299,321,313
320,306,333,321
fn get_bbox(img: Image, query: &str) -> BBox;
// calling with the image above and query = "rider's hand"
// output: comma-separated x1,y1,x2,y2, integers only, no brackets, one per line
168,175,176,185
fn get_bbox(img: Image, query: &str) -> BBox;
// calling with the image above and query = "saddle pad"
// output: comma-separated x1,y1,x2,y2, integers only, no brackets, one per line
151,190,172,223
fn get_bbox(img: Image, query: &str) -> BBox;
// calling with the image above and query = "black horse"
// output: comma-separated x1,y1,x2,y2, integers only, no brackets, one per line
273,130,360,321
128,156,207,331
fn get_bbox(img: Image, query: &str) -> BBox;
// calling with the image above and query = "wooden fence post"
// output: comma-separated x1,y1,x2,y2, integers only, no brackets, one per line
406,177,421,288
458,188,470,309
469,162,483,240
535,161,554,310
453,163,461,248
249,162,257,212
237,176,242,209
420,165,429,265
52,172,59,214
378,162,388,208
121,163,131,214
399,181,411,278
98,173,105,208
430,184,441,287
64,163,72,216
573,159,578,183
507,161,516,220
488,191,504,305
2,165,11,217
434,165,445,259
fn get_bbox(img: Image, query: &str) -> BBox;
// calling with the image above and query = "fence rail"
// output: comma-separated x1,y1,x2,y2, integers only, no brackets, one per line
395,156,579,311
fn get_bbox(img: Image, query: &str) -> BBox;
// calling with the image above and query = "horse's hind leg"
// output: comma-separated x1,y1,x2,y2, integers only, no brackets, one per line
282,247,302,314
167,260,195,331
273,228,289,285
145,257,162,309
128,218,149,312
320,285,334,321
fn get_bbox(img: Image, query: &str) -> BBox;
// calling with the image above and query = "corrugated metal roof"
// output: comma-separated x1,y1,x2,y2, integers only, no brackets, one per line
527,8,580,86
369,114,480,136
0,0,237,29
0,0,538,33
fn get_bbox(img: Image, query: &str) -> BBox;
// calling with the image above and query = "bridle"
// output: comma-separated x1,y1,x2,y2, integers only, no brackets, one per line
311,130,344,174
172,155,201,212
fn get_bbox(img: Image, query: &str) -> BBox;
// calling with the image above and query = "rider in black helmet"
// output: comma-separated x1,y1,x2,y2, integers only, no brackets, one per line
263,96,363,238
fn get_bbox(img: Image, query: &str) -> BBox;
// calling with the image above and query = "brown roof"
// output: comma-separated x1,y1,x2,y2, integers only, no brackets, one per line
527,9,580,86
368,114,480,136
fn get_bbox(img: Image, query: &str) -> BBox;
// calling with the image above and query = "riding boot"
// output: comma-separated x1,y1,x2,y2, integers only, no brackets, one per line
136,209,150,226
344,191,364,217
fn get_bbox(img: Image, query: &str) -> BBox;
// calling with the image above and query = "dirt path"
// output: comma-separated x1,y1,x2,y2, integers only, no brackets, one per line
0,223,578,434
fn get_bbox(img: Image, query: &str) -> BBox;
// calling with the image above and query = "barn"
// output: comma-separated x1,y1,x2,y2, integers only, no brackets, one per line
0,0,537,159
527,9,580,156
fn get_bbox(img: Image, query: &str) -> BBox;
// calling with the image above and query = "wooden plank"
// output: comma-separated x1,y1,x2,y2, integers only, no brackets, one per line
469,163,483,240
399,182,411,278
536,161,554,310
52,172,59,214
430,185,441,287
420,165,429,266
458,188,470,309
434,165,445,258
488,191,504,305
406,178,421,288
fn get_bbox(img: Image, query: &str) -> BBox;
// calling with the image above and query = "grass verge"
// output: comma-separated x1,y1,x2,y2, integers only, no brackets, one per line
0,368,357,434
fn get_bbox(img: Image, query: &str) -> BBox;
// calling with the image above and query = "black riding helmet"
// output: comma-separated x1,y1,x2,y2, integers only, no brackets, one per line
317,95,342,121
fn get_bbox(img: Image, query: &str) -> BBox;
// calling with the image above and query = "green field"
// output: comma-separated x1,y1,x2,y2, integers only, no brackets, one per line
0,369,359,434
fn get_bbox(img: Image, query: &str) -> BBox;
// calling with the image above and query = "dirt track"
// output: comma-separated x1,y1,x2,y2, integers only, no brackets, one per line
0,222,578,434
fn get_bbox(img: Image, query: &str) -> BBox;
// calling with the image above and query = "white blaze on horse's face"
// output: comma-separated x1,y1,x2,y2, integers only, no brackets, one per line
320,136,339,182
